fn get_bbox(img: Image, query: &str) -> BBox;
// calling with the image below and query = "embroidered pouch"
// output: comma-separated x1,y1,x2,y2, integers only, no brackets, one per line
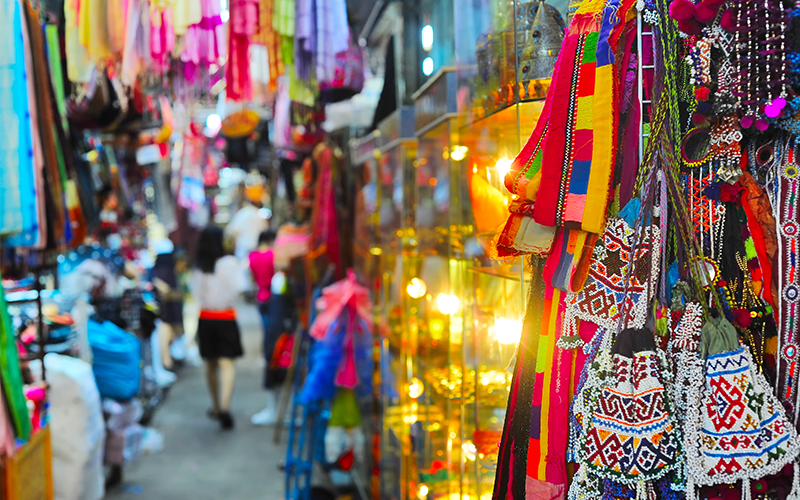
583,328,681,483
685,316,800,486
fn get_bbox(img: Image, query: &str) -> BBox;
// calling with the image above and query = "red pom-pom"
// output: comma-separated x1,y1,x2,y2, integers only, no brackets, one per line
669,0,696,21
734,309,753,328
678,18,703,35
695,1,718,23
720,9,736,31
692,112,709,126
695,86,711,101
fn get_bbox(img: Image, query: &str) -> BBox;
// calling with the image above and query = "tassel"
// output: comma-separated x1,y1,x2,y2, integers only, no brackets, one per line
636,480,647,500
742,478,752,500
788,462,800,500
686,476,697,500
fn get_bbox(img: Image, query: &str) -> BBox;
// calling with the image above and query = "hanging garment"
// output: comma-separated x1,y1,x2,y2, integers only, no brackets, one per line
499,0,637,257
226,0,258,102
172,0,201,35
254,0,282,89
309,145,341,277
64,0,91,82
150,6,175,72
685,316,799,488
121,0,147,86
78,0,113,62
0,0,26,235
294,0,314,80
26,1,66,246
314,0,349,85
9,0,45,247
181,0,226,78
106,0,127,54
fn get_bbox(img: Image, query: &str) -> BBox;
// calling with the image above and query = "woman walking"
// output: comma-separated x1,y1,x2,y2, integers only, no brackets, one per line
190,226,246,429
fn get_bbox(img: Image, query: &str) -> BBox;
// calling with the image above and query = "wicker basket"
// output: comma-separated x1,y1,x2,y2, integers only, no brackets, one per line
1,426,54,500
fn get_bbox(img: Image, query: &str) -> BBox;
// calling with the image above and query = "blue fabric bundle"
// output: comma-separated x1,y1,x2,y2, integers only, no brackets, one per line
299,310,373,405
88,319,141,401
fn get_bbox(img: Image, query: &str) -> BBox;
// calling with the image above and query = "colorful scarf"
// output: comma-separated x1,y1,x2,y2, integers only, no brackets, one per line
498,0,636,255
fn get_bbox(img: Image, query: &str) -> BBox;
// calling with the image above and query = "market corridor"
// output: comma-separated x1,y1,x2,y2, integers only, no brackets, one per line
104,302,285,500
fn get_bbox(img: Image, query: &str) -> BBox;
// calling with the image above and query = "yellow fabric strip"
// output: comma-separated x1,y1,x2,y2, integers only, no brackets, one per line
584,64,615,234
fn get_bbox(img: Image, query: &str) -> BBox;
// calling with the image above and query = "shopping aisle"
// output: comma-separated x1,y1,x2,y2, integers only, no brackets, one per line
105,302,285,500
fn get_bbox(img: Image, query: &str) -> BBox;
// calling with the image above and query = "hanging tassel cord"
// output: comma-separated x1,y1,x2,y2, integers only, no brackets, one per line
788,462,800,500
742,478,752,500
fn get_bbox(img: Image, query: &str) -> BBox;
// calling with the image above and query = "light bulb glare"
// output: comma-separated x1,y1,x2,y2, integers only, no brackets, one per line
408,377,424,399
492,317,523,345
406,278,427,299
206,113,222,131
421,25,434,51
450,145,468,161
496,158,513,181
422,57,435,76
436,293,460,315
419,485,429,499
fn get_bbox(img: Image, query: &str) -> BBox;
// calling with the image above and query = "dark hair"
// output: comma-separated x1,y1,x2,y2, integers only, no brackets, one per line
196,226,226,274
258,230,277,246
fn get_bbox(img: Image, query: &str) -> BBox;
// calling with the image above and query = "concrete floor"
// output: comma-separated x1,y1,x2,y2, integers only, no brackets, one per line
104,302,286,500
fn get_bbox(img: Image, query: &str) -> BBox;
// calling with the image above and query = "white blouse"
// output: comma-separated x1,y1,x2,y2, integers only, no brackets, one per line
189,256,246,311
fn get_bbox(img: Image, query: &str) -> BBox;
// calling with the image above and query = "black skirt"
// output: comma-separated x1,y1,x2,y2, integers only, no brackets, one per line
196,318,244,359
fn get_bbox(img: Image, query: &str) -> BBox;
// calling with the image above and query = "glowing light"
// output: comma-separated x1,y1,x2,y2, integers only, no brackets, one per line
496,158,513,180
450,145,468,161
206,113,222,132
369,247,383,256
419,485,429,499
421,25,434,51
408,377,424,399
422,57,435,76
429,318,445,340
462,440,478,461
491,317,523,345
406,278,427,299
436,293,460,315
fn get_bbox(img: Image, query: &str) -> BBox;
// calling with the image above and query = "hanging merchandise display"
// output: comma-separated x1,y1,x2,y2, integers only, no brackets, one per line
351,0,800,498
481,0,800,494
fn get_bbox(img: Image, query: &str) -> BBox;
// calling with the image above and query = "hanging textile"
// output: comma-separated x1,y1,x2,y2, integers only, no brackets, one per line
0,269,31,442
0,0,26,235
255,0,282,90
226,0,258,101
498,0,638,265
25,1,66,246
308,144,341,279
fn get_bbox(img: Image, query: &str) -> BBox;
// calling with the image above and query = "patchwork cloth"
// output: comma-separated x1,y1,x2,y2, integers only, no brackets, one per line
583,328,681,483
685,317,800,485
496,0,636,256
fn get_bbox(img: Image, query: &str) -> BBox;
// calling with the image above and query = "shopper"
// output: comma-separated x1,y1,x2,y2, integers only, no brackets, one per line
225,197,267,261
190,226,246,430
150,239,184,370
249,229,279,425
